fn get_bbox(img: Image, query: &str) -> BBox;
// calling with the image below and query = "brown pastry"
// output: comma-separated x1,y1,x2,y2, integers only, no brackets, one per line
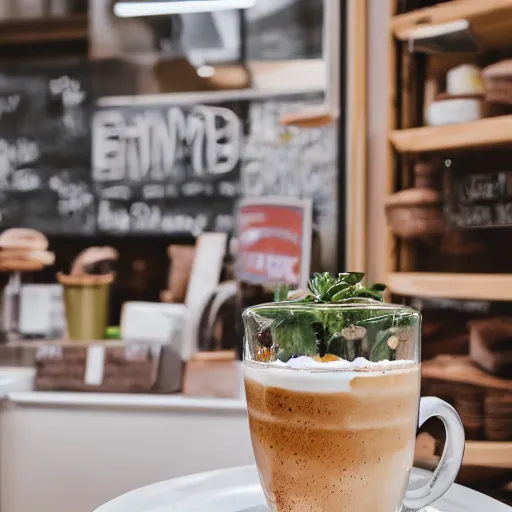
0,248,55,266
0,260,44,272
70,247,119,276
0,228,48,250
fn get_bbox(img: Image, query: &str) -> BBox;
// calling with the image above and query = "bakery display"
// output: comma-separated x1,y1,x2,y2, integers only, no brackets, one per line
0,228,54,272
70,246,119,276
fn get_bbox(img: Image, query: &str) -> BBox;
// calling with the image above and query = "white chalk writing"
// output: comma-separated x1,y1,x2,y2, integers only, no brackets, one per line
457,173,508,203
11,168,41,191
214,214,234,232
97,200,130,232
161,212,209,236
0,94,21,118
142,184,165,200
130,202,161,231
49,75,86,107
241,99,336,222
93,105,241,183
0,138,40,186
97,185,132,201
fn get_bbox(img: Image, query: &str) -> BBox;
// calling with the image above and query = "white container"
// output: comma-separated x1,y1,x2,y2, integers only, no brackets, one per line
426,97,487,126
446,64,484,96
121,301,187,345
0,367,35,392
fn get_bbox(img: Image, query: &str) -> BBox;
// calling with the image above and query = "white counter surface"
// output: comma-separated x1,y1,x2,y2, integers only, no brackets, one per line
1,389,254,512
7,391,247,412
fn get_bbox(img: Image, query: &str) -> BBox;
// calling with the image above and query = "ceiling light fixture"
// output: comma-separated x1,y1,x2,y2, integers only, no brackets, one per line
113,0,256,17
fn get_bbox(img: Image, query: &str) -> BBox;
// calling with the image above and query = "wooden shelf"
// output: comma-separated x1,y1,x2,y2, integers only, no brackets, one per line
416,440,512,469
280,108,336,128
392,0,512,49
387,272,512,301
390,115,512,153
0,14,88,46
464,441,512,469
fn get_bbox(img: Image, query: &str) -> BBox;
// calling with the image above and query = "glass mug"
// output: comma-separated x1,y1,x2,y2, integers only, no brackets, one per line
242,303,465,512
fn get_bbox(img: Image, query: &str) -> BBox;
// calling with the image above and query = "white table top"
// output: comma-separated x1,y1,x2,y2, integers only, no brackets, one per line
95,465,512,512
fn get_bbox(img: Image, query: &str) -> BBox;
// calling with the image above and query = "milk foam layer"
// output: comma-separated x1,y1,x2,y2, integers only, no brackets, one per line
244,356,418,393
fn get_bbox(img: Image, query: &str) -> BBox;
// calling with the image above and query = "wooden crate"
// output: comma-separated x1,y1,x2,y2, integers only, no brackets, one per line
32,340,181,393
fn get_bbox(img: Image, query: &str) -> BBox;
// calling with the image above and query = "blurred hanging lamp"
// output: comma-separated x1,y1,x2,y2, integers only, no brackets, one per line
113,0,255,17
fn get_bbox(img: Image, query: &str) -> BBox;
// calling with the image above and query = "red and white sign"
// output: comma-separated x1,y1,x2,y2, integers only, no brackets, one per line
237,197,312,288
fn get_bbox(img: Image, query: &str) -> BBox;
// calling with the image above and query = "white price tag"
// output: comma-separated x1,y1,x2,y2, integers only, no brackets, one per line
85,346,106,386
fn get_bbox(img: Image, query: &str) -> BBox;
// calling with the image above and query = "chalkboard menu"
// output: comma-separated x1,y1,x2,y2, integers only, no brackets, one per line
0,70,336,240
92,101,246,235
446,171,512,228
240,94,338,268
0,60,95,234
241,94,337,225
445,152,512,229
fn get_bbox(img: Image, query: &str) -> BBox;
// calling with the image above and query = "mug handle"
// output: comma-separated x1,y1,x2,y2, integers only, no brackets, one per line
402,397,466,511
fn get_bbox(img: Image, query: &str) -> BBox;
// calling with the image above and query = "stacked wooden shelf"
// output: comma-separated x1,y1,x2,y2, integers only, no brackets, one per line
417,440,512,470
464,441,512,469
387,0,512,302
390,115,512,153
0,14,88,46
384,0,512,473
392,0,512,50
388,273,512,301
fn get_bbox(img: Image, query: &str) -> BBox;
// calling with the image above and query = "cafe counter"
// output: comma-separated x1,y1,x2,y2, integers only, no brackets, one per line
0,387,254,512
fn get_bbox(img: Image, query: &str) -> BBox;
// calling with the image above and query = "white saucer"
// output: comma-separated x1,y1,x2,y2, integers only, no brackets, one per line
95,466,511,512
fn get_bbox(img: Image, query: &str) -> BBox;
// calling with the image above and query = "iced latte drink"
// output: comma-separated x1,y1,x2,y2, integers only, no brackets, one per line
242,273,465,512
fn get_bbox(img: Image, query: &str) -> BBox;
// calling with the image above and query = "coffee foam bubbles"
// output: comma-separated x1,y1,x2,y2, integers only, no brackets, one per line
244,356,418,393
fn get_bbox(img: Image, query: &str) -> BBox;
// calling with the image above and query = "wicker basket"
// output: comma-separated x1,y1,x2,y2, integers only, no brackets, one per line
485,392,512,442
385,188,445,239
423,379,485,440
422,355,512,441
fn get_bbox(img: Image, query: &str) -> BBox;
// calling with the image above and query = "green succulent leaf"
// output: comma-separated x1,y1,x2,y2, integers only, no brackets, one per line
255,272,414,361
370,330,394,362
353,288,385,301
270,315,317,357
325,282,351,301
274,284,289,302
344,272,365,285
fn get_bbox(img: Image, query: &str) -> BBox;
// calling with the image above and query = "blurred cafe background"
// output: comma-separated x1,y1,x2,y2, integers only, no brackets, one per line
0,0,509,510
